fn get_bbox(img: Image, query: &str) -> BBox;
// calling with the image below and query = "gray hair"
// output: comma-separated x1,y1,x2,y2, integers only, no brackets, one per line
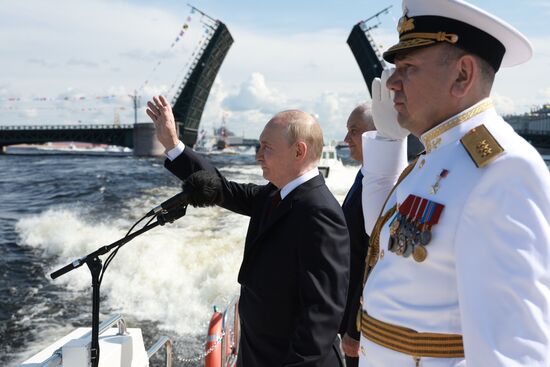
348,102,375,131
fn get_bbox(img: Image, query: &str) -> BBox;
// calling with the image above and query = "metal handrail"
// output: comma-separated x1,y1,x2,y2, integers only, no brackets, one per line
220,295,240,367
221,296,238,331
81,314,128,340
35,314,127,367
147,336,173,367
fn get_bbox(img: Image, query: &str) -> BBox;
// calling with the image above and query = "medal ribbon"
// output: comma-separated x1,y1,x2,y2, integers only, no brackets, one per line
419,199,445,231
407,196,418,221
414,198,427,222
398,195,415,216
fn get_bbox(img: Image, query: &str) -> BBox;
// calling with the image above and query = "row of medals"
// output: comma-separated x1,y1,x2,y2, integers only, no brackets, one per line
388,214,431,262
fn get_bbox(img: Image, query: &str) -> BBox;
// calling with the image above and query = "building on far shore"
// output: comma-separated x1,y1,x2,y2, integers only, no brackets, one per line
506,104,550,154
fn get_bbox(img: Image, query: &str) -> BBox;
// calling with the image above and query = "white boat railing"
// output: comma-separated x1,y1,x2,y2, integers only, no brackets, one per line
89,313,127,338
147,336,173,367
32,314,173,367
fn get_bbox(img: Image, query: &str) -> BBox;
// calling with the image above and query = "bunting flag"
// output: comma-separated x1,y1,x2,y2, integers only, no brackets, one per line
0,95,119,102
137,7,196,92
165,31,210,98
0,104,128,111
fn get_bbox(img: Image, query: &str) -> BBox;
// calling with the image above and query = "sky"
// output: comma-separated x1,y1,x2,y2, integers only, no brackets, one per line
1,0,549,141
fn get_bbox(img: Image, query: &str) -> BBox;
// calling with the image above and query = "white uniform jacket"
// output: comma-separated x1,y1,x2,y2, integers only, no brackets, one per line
359,99,550,367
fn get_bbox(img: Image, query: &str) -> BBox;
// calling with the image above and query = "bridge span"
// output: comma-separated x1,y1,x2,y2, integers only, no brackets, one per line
0,123,164,156
0,123,260,155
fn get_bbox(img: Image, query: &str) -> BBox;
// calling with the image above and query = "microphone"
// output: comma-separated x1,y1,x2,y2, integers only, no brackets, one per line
147,170,222,216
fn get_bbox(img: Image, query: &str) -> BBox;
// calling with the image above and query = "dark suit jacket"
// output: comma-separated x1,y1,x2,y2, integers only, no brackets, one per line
165,148,350,367
339,171,370,341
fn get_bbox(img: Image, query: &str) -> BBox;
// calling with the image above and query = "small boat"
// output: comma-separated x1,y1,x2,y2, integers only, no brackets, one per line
318,145,346,178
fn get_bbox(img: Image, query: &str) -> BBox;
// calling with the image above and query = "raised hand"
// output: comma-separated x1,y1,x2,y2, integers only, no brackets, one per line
371,68,410,140
146,95,179,150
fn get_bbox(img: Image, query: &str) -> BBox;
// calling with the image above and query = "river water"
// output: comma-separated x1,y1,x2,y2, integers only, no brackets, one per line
0,148,357,366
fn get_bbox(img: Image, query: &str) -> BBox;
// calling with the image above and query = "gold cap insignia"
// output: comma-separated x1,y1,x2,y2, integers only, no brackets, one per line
397,16,415,35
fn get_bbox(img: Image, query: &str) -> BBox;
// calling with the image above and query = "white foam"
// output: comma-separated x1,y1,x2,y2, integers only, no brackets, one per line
324,165,360,204
16,204,246,336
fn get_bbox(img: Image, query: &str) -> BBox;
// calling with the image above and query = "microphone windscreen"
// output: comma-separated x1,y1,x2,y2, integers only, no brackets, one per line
183,170,222,207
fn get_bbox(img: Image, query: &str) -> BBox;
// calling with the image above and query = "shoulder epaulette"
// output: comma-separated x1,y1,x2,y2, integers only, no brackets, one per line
460,124,504,168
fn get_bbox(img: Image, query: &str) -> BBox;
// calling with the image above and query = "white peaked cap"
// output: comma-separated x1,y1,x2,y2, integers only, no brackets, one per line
383,0,532,70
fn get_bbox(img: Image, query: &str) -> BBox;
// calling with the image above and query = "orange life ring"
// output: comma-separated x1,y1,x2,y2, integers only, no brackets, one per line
205,311,223,367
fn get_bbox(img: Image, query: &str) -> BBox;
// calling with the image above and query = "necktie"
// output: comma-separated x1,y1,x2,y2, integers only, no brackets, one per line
343,170,363,208
268,190,281,216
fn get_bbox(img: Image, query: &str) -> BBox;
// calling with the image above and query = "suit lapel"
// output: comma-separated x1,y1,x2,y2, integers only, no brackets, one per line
258,193,293,234
239,175,326,281
247,174,325,254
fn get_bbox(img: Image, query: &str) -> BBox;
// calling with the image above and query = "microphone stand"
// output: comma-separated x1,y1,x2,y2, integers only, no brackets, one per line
50,205,187,367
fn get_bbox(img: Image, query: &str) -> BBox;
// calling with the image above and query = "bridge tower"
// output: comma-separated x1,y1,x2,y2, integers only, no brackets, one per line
346,18,387,96
171,20,233,147
347,7,423,158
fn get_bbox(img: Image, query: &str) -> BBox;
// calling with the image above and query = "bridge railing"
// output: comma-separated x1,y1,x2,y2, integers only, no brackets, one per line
0,124,134,131
515,129,550,136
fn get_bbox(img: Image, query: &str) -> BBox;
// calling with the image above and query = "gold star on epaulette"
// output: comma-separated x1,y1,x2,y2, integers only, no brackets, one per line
460,124,504,168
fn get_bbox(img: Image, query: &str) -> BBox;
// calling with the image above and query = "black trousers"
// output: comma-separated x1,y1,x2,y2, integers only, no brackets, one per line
236,337,344,366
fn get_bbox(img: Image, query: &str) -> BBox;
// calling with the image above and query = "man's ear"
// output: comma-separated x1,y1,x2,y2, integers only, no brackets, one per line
295,141,308,161
451,55,476,98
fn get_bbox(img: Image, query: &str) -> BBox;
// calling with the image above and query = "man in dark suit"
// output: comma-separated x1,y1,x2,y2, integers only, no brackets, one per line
146,95,350,367
339,103,374,367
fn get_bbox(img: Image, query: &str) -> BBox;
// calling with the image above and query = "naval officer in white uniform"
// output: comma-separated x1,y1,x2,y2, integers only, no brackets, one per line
358,0,550,366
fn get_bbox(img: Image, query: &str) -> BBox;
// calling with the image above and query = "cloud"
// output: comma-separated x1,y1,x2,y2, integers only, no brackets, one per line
538,87,550,103
21,108,38,119
27,58,57,68
196,72,368,141
313,92,341,123
196,77,271,139
492,35,550,113
223,72,286,113
0,0,192,99
220,27,366,98
67,58,100,68
224,110,272,139
120,49,177,62
304,62,320,70
492,94,518,116
202,78,229,123
0,84,9,95
310,91,368,142
206,74,367,140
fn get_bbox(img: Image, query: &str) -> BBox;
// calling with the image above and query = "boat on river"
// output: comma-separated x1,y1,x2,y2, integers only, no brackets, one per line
318,145,346,179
